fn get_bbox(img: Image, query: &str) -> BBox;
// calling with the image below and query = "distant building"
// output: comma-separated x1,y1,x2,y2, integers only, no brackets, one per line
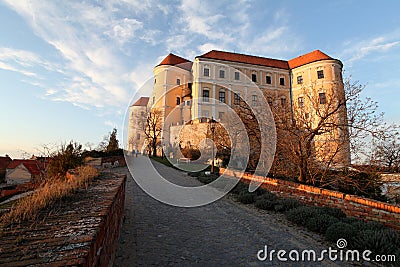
0,155,12,183
127,97,149,153
6,159,43,185
128,50,350,167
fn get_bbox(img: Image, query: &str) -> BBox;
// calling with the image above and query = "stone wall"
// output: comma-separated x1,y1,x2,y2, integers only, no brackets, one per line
221,168,400,230
0,171,126,266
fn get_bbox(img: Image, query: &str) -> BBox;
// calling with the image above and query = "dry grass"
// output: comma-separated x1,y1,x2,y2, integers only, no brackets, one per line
0,165,98,226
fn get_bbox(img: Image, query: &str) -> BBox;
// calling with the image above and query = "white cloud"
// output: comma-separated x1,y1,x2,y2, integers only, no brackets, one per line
341,33,400,65
2,0,135,108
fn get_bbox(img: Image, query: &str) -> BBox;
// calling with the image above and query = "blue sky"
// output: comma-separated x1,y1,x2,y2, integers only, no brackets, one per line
0,0,399,158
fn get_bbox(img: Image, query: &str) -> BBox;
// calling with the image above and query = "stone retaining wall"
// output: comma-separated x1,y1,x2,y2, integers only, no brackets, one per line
221,168,400,230
0,171,126,266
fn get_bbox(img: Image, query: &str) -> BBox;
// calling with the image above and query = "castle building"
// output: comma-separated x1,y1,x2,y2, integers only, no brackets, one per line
128,50,351,167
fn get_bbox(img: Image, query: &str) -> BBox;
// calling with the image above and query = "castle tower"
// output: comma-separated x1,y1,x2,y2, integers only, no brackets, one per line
289,50,351,167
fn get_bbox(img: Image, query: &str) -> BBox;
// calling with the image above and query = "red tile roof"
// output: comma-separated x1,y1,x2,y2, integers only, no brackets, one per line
7,160,42,175
0,156,12,170
132,97,149,106
197,50,290,69
158,53,192,66
288,50,334,69
196,50,338,70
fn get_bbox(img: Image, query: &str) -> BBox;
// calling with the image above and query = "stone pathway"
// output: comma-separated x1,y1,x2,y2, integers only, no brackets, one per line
113,156,351,266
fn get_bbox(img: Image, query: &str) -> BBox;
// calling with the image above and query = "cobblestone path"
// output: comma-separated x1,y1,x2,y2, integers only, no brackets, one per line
113,156,350,266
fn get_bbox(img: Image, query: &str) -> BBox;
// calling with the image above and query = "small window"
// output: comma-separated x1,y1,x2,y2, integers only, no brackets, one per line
305,113,310,119
153,96,155,104
251,73,257,82
219,69,225,78
297,76,303,84
136,133,140,140
319,92,327,104
177,78,181,85
317,70,324,79
176,97,181,105
252,95,258,106
234,72,240,80
154,79,156,84
234,93,240,105
204,67,210,77
280,77,285,86
219,91,225,103
267,96,273,105
280,98,286,106
298,97,304,108
266,75,272,84
203,89,209,102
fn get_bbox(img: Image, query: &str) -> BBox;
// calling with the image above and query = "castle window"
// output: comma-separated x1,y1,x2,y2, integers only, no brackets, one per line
204,67,210,77
153,96,155,104
298,97,304,108
266,75,272,84
319,92,327,104
154,78,156,84
280,97,286,106
203,89,209,102
252,95,258,106
219,69,225,78
317,70,324,79
234,93,240,105
177,78,181,85
176,97,181,105
219,91,225,103
234,71,240,80
251,73,257,82
267,96,273,105
297,76,303,84
280,77,285,86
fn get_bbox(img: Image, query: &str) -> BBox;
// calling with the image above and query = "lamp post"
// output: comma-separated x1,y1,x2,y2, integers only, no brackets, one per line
210,117,215,174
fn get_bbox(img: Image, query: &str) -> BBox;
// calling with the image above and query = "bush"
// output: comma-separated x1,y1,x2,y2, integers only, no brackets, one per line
346,218,385,232
273,198,301,212
197,175,217,184
180,147,201,160
353,228,400,257
230,181,248,195
319,206,347,219
254,195,278,210
285,206,322,225
325,222,357,244
237,191,257,204
47,142,84,179
305,214,339,234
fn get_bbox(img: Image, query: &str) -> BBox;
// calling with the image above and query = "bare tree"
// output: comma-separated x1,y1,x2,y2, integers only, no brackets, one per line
373,135,400,172
143,108,163,157
272,76,395,184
